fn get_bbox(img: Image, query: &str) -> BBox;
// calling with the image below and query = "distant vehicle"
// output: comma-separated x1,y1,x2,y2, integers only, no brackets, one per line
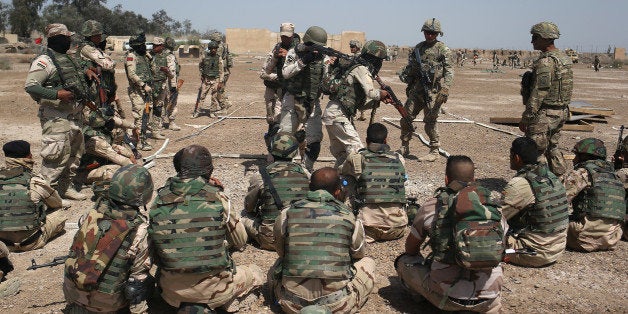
565,48,579,63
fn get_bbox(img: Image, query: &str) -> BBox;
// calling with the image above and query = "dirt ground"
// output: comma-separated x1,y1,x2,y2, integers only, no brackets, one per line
0,51,626,313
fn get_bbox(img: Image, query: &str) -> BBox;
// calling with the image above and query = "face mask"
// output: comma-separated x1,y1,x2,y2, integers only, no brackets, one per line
132,44,146,55
48,35,72,54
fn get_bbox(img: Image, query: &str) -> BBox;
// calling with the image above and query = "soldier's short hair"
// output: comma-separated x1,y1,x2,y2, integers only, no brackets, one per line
366,123,387,144
310,167,342,195
511,137,539,164
2,140,30,158
446,155,475,182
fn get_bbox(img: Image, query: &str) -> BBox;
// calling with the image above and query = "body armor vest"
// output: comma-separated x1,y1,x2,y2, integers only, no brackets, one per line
0,167,42,232
200,55,220,79
408,41,446,90
357,149,406,205
150,179,230,273
45,49,89,110
335,64,366,116
259,162,309,221
152,52,168,82
125,52,153,85
517,164,569,234
541,50,573,108
573,160,625,221
283,193,354,280
285,57,325,102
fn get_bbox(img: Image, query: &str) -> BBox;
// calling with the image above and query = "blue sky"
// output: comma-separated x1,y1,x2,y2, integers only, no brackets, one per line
106,0,628,52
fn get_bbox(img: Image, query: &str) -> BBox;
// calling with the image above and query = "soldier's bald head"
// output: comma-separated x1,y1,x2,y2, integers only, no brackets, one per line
445,155,475,183
310,167,342,195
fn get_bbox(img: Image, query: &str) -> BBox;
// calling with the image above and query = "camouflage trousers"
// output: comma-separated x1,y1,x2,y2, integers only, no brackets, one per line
269,257,375,314
400,86,442,147
396,254,502,313
197,77,222,112
165,86,179,123
567,216,623,252
323,101,364,168
264,86,283,124
0,211,66,252
39,116,84,193
363,225,406,243
524,107,568,176
241,215,276,251
153,81,168,128
279,93,323,144
63,276,148,314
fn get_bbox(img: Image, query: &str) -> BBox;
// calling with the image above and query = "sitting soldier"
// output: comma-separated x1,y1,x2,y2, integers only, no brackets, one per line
396,156,504,313
341,123,408,242
562,138,625,251
269,167,375,313
149,145,263,313
612,135,627,240
243,132,309,250
0,140,66,252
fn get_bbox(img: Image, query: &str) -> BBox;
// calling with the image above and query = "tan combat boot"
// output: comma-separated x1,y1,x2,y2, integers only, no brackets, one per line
138,140,153,151
418,148,439,162
168,121,181,131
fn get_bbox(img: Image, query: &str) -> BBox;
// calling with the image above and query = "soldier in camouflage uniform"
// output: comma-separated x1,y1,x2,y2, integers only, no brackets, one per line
341,123,408,242
322,40,389,168
0,140,66,252
398,18,454,162
209,32,232,110
149,145,263,312
63,164,153,313
519,22,573,176
193,41,224,118
501,137,569,267
163,37,181,131
561,138,625,251
614,136,627,241
396,156,503,313
243,132,310,250
280,26,330,172
269,167,375,313
348,40,368,122
150,37,174,134
25,23,99,200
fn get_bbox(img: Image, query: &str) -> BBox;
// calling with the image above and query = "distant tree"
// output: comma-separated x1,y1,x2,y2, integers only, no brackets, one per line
9,0,45,38
149,9,178,35
201,28,220,39
40,4,82,33
0,2,11,34
107,4,150,36
183,19,192,35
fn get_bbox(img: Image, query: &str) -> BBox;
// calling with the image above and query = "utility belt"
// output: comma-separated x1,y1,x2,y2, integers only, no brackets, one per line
540,104,567,110
448,296,490,307
282,286,350,307
202,75,218,80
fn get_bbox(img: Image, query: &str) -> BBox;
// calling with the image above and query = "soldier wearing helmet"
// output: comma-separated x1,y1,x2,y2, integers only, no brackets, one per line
193,40,225,118
63,164,153,313
562,138,625,252
501,137,569,267
208,32,232,111
519,21,573,176
280,26,329,172
162,36,181,131
346,39,368,121
322,40,390,168
243,132,310,250
398,18,454,162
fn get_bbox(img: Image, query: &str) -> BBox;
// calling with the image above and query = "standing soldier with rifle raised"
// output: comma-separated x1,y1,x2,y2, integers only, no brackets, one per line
398,18,454,162
163,37,182,131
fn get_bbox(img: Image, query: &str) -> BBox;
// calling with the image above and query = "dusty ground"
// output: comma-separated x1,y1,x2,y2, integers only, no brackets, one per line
0,51,626,313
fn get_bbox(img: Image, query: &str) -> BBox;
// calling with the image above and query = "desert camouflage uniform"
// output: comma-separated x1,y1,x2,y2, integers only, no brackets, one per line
562,162,625,251
501,164,569,267
0,157,66,252
151,44,172,131
341,143,408,242
124,49,155,130
163,46,179,126
521,49,573,176
196,53,225,113
399,40,453,154
150,176,263,310
269,190,375,314
396,197,503,313
215,39,233,109
261,40,295,124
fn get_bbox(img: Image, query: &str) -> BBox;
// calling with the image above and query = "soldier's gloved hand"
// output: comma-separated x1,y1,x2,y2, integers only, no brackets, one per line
57,89,74,102
300,52,315,64
170,87,177,94
143,84,152,94
435,87,449,104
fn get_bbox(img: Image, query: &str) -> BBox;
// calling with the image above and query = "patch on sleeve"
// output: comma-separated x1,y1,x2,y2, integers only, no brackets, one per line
36,59,47,69
126,56,134,61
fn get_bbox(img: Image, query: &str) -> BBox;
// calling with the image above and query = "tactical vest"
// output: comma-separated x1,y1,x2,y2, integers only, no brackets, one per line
541,50,573,108
517,164,569,234
259,162,309,221
153,52,169,82
167,50,180,76
285,57,325,102
573,160,625,221
0,167,42,232
150,181,231,273
125,52,153,85
410,41,446,89
65,199,139,295
335,64,367,116
357,149,406,205
283,193,354,280
45,49,90,110
200,55,220,79
82,106,115,142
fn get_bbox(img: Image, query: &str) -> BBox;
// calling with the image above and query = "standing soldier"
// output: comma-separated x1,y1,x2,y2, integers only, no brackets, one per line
398,18,454,162
150,37,172,135
519,22,573,176
193,41,224,118
125,33,163,151
149,145,263,312
593,55,601,72
280,26,329,172
209,32,232,110
25,23,98,200
322,40,389,168
348,39,369,122
163,37,181,131
260,23,298,150
63,164,153,313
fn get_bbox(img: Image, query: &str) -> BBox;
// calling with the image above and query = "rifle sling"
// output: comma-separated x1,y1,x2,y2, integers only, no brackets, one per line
259,166,284,211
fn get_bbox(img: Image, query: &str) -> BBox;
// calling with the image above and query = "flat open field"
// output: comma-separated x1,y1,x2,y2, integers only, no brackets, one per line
0,51,626,313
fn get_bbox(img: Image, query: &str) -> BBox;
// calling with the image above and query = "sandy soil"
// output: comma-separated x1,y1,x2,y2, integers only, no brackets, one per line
0,51,626,313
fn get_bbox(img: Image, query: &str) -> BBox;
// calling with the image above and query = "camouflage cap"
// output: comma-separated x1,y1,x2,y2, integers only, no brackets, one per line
572,138,607,158
361,40,387,59
349,39,362,49
81,20,103,37
153,36,165,45
209,32,223,42
45,23,73,38
421,18,443,36
108,164,154,207
530,21,560,39
280,22,295,36
165,37,177,50
271,132,299,159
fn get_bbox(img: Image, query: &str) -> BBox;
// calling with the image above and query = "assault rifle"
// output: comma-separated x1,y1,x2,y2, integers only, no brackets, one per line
412,48,434,109
167,78,185,113
192,83,203,118
27,256,67,270
140,92,153,143
613,125,625,170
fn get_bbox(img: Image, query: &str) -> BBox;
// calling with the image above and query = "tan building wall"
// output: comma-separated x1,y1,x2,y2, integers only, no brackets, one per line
0,33,18,44
614,47,626,60
226,28,365,54
107,36,131,52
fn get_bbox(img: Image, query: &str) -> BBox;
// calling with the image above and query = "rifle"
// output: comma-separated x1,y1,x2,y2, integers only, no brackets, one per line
613,125,625,170
374,76,416,131
124,132,142,160
192,82,203,118
140,92,153,142
412,48,434,109
27,256,68,270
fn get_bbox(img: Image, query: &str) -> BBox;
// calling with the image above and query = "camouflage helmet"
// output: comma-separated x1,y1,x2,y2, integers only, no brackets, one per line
303,26,327,46
81,20,103,37
209,32,223,42
530,22,560,39
207,41,219,49
421,18,443,36
108,164,154,207
165,37,176,50
129,32,146,46
271,132,299,159
361,40,387,59
349,39,361,49
572,138,607,158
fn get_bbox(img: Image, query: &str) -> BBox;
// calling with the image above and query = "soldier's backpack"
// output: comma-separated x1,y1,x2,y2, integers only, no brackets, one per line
432,183,504,270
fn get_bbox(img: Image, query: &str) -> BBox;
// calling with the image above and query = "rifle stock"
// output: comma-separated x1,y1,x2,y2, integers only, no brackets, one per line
374,76,416,131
